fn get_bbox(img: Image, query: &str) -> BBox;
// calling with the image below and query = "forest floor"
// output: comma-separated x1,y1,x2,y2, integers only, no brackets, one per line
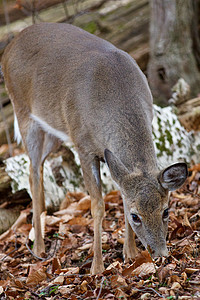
0,145,200,299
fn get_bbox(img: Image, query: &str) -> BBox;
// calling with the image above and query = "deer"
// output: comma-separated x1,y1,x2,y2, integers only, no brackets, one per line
1,23,188,275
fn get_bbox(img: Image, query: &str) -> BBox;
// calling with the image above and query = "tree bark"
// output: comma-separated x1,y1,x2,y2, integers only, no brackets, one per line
148,0,200,105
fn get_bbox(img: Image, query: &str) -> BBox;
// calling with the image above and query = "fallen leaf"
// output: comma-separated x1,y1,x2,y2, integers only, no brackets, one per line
104,293,115,299
68,192,87,201
171,282,182,290
60,215,74,224
189,164,200,172
102,232,108,244
183,211,192,228
46,215,61,226
26,265,47,286
115,288,128,299
13,279,24,289
157,263,176,282
0,228,12,241
141,293,151,300
181,272,187,283
76,196,91,210
117,238,124,244
106,261,123,273
78,243,92,251
158,286,168,295
12,208,30,231
0,286,4,295
122,250,152,276
60,194,73,210
185,267,199,274
52,273,65,285
59,285,76,295
68,216,90,226
131,262,155,277
61,267,79,275
80,280,88,292
104,190,121,203
52,257,61,273
54,206,82,217
110,275,127,288
168,274,180,284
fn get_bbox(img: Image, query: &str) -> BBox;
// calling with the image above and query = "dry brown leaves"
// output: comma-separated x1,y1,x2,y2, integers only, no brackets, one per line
0,165,200,299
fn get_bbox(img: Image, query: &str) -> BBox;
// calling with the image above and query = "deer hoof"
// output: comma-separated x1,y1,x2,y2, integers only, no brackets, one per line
90,260,105,275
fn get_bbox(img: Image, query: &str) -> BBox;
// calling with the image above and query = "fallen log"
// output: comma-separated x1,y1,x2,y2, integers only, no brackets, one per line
0,163,30,205
168,79,200,132
177,97,200,131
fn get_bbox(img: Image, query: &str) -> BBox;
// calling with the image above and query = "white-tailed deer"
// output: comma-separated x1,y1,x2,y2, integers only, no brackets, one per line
2,23,188,274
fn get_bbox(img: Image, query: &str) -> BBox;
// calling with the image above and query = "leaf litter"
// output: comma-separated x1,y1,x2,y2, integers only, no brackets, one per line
0,162,200,299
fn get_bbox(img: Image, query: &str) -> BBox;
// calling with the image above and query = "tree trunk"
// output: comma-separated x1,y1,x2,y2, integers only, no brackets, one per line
148,0,200,105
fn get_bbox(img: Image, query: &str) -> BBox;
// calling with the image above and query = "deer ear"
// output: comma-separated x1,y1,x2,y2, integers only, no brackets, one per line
104,149,129,184
158,163,188,191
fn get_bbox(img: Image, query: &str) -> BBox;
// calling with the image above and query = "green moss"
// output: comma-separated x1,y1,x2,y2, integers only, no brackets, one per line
49,175,55,183
69,179,80,188
125,2,132,9
165,129,173,145
1,91,7,97
12,180,19,192
177,138,183,148
82,21,97,34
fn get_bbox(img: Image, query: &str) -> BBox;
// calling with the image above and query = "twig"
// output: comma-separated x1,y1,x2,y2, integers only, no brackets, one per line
133,286,165,298
182,188,200,199
25,236,46,261
172,232,194,246
25,234,61,261
96,276,105,300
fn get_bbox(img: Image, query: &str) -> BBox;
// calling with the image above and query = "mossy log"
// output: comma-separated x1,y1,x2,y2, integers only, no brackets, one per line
177,97,200,131
0,163,30,205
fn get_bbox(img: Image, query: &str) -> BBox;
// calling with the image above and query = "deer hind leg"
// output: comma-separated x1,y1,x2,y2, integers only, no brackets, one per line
79,155,105,274
123,215,138,261
20,117,61,256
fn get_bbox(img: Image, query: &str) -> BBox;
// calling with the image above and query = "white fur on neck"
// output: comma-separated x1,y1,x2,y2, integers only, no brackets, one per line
14,114,22,144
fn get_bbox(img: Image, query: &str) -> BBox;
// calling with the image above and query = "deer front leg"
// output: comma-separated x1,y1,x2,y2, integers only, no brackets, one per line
123,215,138,261
90,195,105,274
79,156,105,274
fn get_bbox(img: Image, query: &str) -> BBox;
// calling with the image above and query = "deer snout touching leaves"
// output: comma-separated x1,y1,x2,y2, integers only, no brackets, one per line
104,149,188,261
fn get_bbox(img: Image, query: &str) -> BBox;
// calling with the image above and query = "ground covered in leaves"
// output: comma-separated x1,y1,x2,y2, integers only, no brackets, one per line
0,158,200,299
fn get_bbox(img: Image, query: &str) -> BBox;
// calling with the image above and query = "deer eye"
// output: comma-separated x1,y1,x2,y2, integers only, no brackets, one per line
163,208,169,220
131,213,141,224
